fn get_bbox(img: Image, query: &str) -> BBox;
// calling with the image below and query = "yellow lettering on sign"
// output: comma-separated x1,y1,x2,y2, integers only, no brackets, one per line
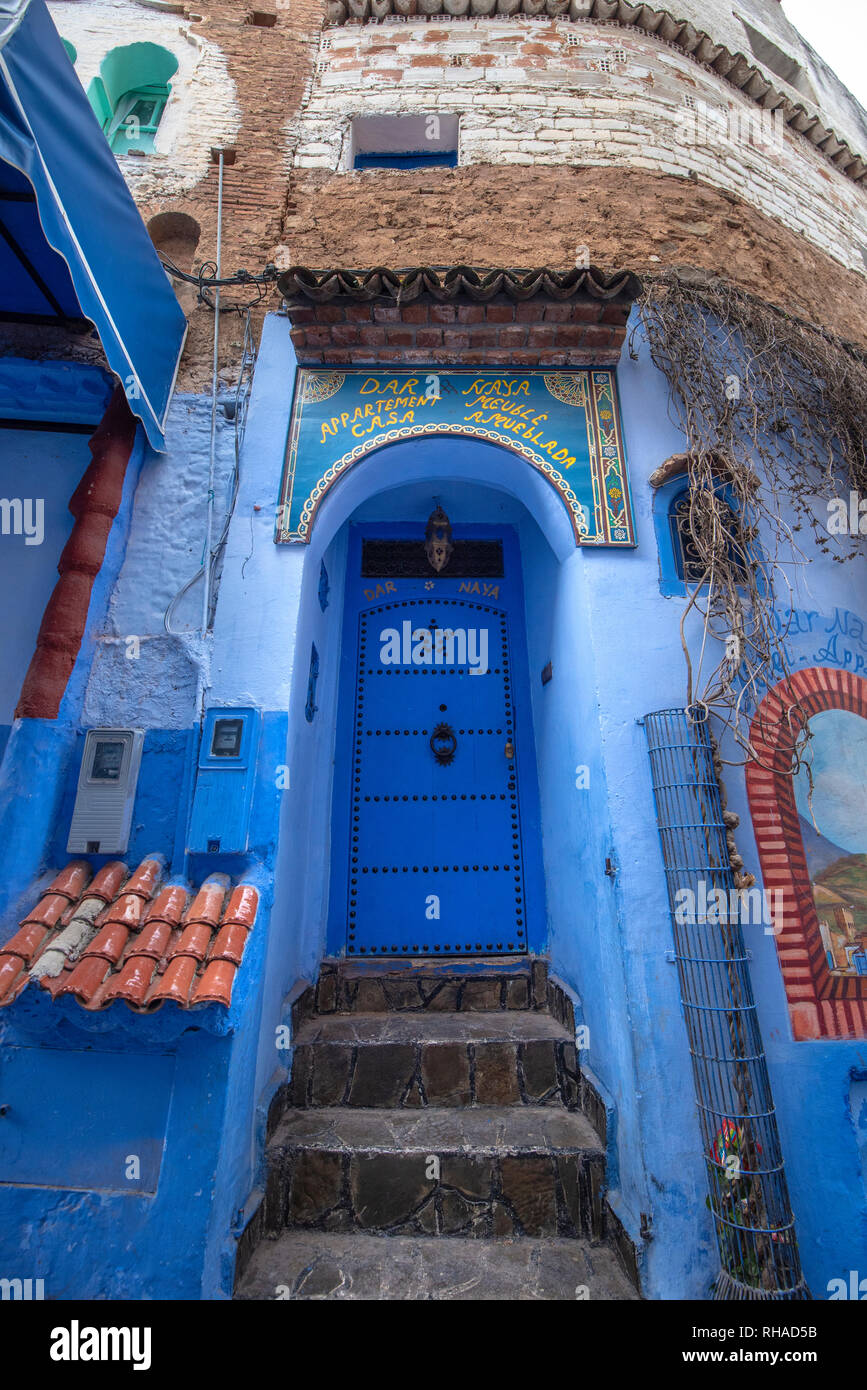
461,378,530,398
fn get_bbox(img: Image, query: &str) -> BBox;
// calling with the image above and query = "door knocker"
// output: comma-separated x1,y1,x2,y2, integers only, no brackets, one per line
430,723,457,766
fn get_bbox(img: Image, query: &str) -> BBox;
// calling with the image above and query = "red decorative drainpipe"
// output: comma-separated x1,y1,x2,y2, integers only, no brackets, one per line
15,385,137,720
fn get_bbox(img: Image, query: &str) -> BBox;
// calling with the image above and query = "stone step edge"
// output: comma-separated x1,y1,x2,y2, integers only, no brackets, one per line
267,1135,605,1161
292,1012,576,1042
266,1105,602,1152
291,958,576,1030
233,1231,640,1301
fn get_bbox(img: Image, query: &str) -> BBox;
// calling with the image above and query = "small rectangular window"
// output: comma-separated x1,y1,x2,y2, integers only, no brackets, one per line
352,115,459,171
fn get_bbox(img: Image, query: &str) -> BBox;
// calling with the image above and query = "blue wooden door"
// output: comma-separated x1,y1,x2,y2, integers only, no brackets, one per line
346,591,526,956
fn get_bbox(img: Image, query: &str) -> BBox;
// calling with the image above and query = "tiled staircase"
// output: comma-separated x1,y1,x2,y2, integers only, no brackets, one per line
234,958,639,1301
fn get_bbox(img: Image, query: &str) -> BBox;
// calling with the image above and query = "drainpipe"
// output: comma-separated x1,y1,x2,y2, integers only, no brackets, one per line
202,146,226,635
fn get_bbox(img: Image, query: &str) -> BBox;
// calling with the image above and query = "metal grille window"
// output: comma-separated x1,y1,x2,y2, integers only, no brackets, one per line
669,487,748,585
361,538,503,579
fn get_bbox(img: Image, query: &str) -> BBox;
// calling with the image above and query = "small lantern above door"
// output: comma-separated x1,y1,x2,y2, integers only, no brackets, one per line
424,504,453,573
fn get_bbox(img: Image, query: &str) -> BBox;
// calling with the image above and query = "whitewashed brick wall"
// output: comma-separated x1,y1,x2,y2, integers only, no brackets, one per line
47,0,241,201
292,20,867,276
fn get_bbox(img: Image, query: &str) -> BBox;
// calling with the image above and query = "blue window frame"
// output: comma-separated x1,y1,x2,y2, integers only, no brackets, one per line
351,115,459,172
655,477,751,597
353,151,458,170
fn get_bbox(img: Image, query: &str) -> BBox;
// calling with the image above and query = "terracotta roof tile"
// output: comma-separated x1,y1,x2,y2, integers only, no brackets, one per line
171,921,213,962
101,955,158,1008
82,922,130,965
148,955,198,1006
87,861,128,903
191,960,236,1007
279,265,640,306
185,875,230,928
143,884,188,928
57,956,112,1004
223,885,259,928
0,953,26,998
130,919,172,960
19,893,71,929
123,857,163,899
48,861,92,901
209,922,249,965
3,922,52,964
0,857,259,1013
98,892,147,930
39,969,70,1000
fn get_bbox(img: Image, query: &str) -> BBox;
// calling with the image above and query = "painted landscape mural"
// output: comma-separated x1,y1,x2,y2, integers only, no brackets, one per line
793,710,867,977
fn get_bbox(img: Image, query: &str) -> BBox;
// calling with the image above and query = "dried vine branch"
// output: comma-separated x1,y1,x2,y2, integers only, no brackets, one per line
633,269,867,772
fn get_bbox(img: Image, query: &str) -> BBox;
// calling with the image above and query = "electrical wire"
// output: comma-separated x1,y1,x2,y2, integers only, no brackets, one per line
157,252,280,313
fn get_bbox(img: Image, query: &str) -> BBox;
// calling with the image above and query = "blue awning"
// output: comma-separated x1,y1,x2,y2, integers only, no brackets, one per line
0,0,186,449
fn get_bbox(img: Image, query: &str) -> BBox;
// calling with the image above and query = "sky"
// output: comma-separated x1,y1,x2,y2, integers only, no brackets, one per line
794,710,867,854
781,0,867,110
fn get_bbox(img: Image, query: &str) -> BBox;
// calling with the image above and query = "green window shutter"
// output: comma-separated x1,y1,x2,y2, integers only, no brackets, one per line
108,85,170,153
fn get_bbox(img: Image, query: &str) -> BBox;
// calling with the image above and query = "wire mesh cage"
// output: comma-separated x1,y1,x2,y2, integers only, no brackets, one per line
643,706,809,1300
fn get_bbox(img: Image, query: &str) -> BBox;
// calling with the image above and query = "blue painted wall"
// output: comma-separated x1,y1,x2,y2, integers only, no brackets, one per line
0,428,83,723
0,372,286,1299
3,311,865,1302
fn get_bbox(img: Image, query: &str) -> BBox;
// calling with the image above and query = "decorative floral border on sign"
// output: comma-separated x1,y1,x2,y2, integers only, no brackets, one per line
589,371,634,544
745,666,867,1041
301,372,345,405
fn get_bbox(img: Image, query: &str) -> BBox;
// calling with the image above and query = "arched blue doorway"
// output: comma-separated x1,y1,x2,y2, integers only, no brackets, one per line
328,519,546,958
282,434,584,968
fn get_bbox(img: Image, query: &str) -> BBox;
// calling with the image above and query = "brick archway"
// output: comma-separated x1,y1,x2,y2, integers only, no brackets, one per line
746,667,867,1041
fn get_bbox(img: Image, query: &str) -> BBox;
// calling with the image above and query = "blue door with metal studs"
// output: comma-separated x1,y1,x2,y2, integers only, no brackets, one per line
330,522,544,958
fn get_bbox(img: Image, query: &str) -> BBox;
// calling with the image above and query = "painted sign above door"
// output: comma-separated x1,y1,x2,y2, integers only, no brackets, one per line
276,369,636,546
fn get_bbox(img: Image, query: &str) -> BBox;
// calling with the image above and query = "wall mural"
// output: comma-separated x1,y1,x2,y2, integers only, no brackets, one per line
793,710,867,979
746,656,867,1042
275,369,636,546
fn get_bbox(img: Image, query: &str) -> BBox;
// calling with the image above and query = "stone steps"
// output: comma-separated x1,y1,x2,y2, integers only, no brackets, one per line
311,957,548,1014
288,1011,579,1108
234,959,640,1300
236,1231,639,1301
262,1106,605,1239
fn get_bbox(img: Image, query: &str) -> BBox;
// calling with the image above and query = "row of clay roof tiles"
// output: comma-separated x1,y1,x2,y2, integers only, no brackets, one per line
278,265,641,305
0,858,258,1013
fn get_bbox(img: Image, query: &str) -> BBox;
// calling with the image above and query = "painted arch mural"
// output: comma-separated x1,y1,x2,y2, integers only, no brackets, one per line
746,667,867,1041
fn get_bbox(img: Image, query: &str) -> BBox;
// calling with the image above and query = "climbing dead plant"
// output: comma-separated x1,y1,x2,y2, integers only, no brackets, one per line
634,269,867,774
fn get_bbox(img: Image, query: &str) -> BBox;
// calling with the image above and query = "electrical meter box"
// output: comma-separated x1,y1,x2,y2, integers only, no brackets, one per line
188,707,260,854
67,728,145,855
